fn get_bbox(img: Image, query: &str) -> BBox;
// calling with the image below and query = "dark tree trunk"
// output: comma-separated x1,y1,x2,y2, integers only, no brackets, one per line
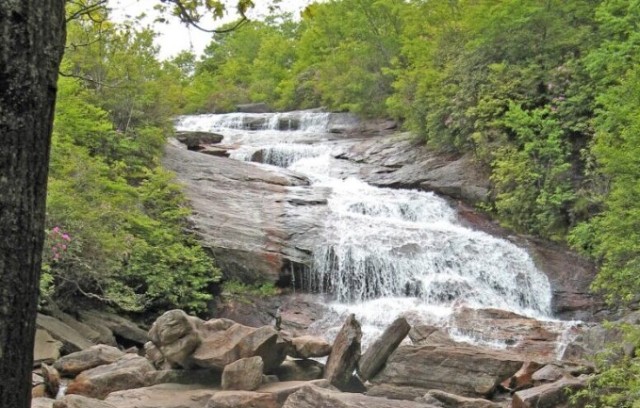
0,2,66,407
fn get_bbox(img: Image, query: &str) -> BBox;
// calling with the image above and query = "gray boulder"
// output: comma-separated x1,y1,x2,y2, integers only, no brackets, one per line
283,385,438,408
34,329,62,366
36,314,94,353
53,345,125,377
289,335,331,359
324,314,362,390
53,394,117,408
358,316,410,380
149,309,202,368
105,383,217,408
417,390,501,408
275,359,323,381
512,376,586,408
221,356,264,391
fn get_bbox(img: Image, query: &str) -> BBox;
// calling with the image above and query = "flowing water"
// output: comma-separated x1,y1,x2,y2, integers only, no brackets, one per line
176,111,577,352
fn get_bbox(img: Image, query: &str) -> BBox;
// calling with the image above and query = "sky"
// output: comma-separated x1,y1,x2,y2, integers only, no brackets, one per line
108,0,314,60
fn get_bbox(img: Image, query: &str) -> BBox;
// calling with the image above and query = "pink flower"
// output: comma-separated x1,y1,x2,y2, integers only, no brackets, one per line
62,233,70,241
52,226,60,233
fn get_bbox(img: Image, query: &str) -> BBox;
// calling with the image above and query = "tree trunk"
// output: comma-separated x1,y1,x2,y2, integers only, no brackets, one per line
0,2,66,407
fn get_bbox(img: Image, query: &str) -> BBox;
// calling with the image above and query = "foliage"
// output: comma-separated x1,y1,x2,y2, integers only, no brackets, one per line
222,280,279,298
43,6,222,313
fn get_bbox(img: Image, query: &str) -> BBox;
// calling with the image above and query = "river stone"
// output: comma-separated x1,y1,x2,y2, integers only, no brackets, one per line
191,324,287,372
41,364,60,398
53,345,125,377
372,345,524,398
512,376,586,408
324,313,362,390
34,329,62,366
358,316,410,380
175,131,224,149
418,390,501,408
222,356,264,391
52,394,117,408
36,314,94,353
66,354,155,399
289,335,331,359
149,309,202,368
275,359,324,381
105,383,217,408
500,361,544,392
283,385,438,408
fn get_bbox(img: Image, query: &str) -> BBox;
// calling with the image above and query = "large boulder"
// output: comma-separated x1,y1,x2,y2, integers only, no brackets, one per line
283,385,438,408
512,376,586,408
34,329,62,366
372,345,524,398
53,345,125,377
148,309,202,368
206,391,278,408
191,323,288,372
175,131,224,150
289,336,331,359
358,317,410,380
105,383,217,408
324,314,362,390
32,398,55,408
221,356,264,391
36,314,94,353
66,354,155,399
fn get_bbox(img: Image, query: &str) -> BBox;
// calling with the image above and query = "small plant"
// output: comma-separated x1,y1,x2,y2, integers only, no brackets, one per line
223,280,279,298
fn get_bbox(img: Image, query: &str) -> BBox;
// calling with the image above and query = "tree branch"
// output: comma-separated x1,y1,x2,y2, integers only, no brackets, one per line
65,0,108,23
161,0,251,33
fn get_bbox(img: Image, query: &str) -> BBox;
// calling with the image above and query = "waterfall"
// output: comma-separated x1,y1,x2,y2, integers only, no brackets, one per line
176,110,559,347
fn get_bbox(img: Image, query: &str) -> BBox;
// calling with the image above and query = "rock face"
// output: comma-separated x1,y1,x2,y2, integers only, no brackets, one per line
283,385,437,408
191,323,288,373
221,356,264,391
163,143,328,285
372,345,524,398
78,310,148,346
289,336,331,359
324,314,362,390
148,309,202,368
358,317,410,380
53,345,125,377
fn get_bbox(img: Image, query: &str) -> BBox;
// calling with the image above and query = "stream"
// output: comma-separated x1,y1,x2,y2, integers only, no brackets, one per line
176,111,578,355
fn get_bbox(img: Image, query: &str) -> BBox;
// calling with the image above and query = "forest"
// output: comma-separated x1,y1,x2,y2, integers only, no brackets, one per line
39,0,640,406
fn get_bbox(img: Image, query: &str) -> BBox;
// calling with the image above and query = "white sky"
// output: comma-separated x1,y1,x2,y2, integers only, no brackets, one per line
108,0,314,60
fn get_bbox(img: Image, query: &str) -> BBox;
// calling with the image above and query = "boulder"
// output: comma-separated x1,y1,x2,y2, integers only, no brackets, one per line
324,314,362,390
358,317,410,380
500,361,543,392
52,395,117,408
289,335,331,359
512,376,586,408
191,324,287,373
531,364,565,384
53,345,125,377
144,341,170,369
221,356,264,391
417,390,501,408
366,384,434,401
206,391,278,408
175,131,224,149
41,364,61,398
36,314,94,353
283,385,438,408
372,345,524,398
275,359,323,381
43,304,117,346
149,309,202,368
77,310,148,346
31,398,55,408
34,329,62,366
66,354,155,399
105,383,217,408
408,325,457,347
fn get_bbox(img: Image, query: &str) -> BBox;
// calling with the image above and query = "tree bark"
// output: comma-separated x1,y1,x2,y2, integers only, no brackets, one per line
0,2,66,407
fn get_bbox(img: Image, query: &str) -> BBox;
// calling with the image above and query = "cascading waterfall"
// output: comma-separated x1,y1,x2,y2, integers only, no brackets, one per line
177,110,564,347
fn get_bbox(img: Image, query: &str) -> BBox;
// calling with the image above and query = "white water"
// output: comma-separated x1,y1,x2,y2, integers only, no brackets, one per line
176,111,560,348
